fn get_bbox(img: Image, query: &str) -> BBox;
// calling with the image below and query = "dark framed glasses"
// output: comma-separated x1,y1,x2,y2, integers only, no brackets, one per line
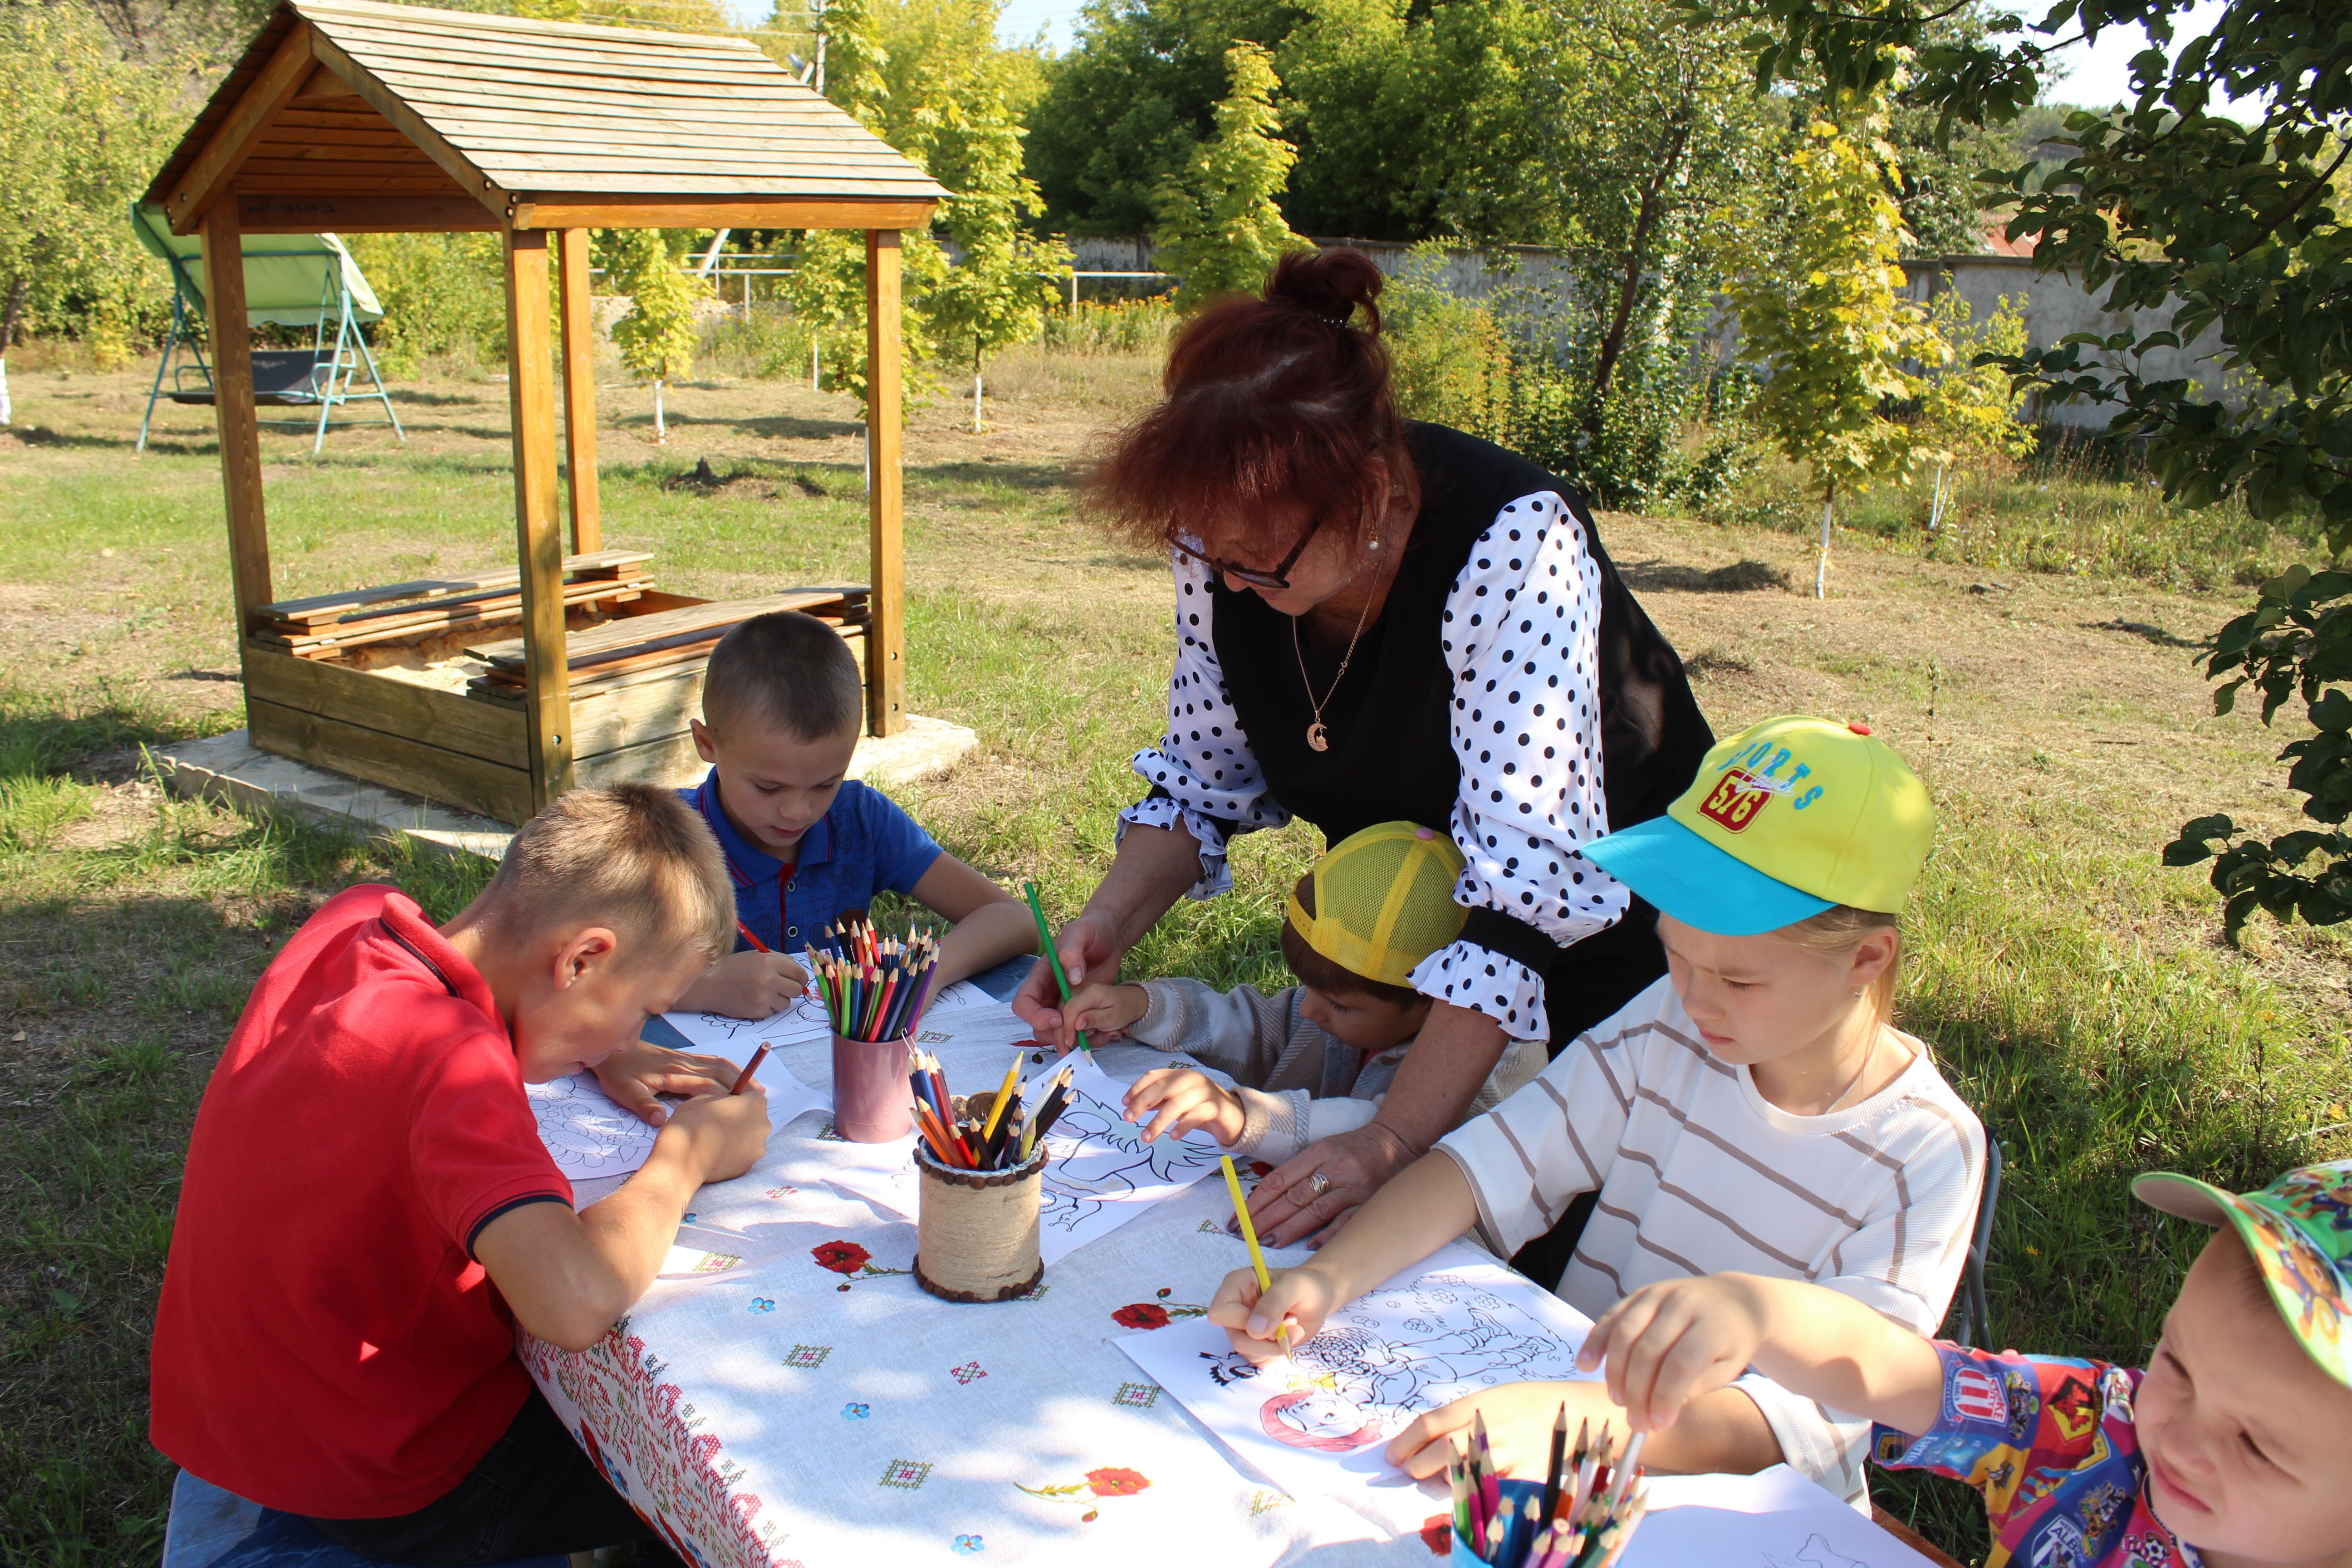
1171,512,1325,591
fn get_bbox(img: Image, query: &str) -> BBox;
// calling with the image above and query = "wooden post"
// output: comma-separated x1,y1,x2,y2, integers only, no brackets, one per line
557,227,601,554
865,229,905,738
200,202,272,640
505,228,572,810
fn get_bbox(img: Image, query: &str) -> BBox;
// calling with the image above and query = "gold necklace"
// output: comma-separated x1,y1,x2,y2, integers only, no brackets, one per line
1292,592,1375,753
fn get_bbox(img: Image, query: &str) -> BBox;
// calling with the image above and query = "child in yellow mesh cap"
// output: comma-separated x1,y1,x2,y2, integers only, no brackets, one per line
1052,822,1548,1164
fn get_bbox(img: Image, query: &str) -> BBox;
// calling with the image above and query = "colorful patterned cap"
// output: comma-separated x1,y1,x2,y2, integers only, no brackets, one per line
1287,822,1468,990
2134,1159,2352,1388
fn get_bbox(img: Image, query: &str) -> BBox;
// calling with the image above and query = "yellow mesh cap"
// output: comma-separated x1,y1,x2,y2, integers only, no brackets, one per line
1285,823,1469,989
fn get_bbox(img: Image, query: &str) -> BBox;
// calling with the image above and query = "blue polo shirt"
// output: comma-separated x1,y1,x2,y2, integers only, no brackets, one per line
683,770,945,954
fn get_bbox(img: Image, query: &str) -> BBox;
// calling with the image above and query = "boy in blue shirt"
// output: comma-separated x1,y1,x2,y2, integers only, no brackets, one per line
675,610,1036,1019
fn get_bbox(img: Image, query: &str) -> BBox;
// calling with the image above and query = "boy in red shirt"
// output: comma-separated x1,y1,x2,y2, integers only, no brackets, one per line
151,783,771,1565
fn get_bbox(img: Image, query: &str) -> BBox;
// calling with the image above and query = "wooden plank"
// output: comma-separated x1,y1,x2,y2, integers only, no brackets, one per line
165,21,317,231
466,589,851,666
235,193,497,232
241,646,529,768
252,123,416,147
239,156,445,179
387,90,873,130
516,197,939,231
319,24,780,77
421,118,872,150
573,728,705,792
306,30,503,220
202,204,273,636
251,578,648,653
466,148,918,176
866,228,905,738
569,662,705,759
247,696,536,823
505,228,572,810
254,550,652,619
300,0,766,52
558,228,601,555
350,51,804,99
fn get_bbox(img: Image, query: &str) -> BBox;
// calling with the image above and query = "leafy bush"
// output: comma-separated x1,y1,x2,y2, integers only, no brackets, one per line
340,233,509,377
1038,297,1178,356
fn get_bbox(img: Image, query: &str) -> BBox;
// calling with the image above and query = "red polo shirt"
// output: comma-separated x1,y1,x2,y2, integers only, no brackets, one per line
150,885,571,1519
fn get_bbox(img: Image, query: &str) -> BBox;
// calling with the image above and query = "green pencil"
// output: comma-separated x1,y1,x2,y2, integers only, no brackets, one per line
1021,880,1091,1053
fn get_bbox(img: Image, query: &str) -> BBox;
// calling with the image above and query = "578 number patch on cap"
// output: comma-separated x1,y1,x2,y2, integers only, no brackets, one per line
1698,768,1774,833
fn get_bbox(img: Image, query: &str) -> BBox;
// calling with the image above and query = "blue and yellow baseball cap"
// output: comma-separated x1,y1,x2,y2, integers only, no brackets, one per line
1580,715,1934,936
2136,1160,2352,1388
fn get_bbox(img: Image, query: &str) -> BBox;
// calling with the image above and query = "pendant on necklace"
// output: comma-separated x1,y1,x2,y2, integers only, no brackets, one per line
1306,721,1330,753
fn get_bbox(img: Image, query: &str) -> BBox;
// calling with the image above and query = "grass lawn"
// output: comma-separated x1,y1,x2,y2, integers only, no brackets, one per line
2,340,2347,1566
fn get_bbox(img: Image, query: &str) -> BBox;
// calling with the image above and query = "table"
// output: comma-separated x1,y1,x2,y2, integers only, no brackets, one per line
526,1003,1432,1568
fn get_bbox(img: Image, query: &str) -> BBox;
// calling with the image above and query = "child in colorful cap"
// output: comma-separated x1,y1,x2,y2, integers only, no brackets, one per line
1209,716,1984,1503
1053,823,1546,1163
1578,1158,2352,1568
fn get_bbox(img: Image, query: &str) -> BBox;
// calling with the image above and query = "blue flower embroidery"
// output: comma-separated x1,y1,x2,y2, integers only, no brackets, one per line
842,1402,871,1419
952,1534,985,1555
748,1297,775,1313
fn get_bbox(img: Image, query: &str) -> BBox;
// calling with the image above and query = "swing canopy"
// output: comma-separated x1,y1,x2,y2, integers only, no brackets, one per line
129,202,382,325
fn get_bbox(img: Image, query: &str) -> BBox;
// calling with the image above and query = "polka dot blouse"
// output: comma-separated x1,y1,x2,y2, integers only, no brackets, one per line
1120,490,1629,1042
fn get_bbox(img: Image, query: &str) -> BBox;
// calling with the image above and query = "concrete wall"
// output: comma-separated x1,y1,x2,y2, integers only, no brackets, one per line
1065,235,2227,431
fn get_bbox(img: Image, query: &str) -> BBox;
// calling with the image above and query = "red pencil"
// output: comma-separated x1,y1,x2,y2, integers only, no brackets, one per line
736,920,770,954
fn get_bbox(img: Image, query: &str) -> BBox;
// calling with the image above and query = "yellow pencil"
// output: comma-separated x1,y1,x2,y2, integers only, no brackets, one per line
1219,1154,1293,1355
980,1047,1024,1141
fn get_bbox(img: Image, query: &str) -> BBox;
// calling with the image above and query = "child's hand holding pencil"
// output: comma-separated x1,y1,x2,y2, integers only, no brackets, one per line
1207,1255,1343,1364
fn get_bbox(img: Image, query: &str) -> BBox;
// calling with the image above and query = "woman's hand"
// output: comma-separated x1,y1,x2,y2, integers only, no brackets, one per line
1010,911,1125,1051
1123,1068,1245,1146
590,1042,741,1127
1248,1122,1419,1247
1384,1380,1626,1480
1207,1262,1345,1362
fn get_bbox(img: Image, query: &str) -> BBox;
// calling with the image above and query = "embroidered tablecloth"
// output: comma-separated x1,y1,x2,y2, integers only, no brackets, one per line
524,1002,1435,1568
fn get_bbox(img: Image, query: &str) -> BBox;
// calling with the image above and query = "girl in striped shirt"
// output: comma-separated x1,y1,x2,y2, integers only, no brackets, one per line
1211,715,1986,1501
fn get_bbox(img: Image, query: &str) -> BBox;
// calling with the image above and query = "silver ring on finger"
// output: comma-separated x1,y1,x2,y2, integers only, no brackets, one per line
1305,1171,1331,1200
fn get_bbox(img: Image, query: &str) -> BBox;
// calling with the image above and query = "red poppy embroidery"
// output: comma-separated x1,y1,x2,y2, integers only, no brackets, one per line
1112,1303,1171,1329
1419,1514,1454,1554
812,1240,873,1275
1083,1467,1151,1497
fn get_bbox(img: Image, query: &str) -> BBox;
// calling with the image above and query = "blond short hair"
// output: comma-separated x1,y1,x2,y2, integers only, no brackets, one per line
482,783,734,968
1775,904,1904,1025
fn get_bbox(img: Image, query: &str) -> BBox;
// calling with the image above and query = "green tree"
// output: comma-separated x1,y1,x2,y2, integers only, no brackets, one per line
916,88,1071,430
0,2,182,362
599,228,707,444
1711,0,2352,936
1151,43,1309,309
1726,89,1941,597
1915,289,2034,527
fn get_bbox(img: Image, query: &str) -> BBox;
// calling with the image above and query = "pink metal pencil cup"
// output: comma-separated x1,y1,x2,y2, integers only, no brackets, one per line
830,1031,913,1142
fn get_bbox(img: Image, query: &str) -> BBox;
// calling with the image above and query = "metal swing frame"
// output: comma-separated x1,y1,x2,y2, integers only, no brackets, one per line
139,241,404,455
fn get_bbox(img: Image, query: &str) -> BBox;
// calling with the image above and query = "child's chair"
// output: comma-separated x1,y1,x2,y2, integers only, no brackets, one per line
1954,1136,2004,1349
162,1469,576,1568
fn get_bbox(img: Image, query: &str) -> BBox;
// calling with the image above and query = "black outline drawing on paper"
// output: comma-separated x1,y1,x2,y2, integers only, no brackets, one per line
1766,1535,1867,1568
1035,1087,1226,1235
1248,1277,1572,1453
527,1074,657,1177
684,996,830,1042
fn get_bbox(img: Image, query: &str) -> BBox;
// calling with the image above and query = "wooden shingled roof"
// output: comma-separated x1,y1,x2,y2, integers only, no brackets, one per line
146,0,949,235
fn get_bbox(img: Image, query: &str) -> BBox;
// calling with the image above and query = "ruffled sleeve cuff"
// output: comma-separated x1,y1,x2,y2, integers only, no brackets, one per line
1408,940,1549,1041
1117,787,1235,901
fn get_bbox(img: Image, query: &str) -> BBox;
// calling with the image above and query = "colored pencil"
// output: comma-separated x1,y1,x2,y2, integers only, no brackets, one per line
1540,1401,1568,1522
736,919,770,953
1019,880,1091,1053
981,1049,1024,1140
1219,1154,1293,1354
728,1043,770,1095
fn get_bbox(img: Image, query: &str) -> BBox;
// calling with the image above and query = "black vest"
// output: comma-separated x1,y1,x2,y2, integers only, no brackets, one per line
1207,423,1713,982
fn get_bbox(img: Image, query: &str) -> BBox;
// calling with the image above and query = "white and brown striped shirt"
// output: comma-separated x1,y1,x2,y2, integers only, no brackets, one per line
1435,975,1984,1498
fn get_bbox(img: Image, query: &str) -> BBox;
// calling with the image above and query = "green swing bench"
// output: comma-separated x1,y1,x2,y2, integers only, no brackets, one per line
131,201,403,455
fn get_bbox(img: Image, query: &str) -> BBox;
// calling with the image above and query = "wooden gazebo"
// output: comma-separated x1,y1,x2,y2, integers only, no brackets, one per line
144,0,947,822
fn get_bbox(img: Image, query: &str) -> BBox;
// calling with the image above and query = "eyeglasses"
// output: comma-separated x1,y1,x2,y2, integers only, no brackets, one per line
1172,513,1324,591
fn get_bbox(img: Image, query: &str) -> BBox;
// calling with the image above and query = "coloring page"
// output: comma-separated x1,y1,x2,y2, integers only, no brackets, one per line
1617,1467,1941,1568
527,1072,659,1180
663,994,835,1057
529,1067,833,1189
817,1054,1225,1263
1117,1244,1601,1504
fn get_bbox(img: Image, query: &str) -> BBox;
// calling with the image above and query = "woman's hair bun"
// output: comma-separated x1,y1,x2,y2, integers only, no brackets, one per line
1264,248,1384,334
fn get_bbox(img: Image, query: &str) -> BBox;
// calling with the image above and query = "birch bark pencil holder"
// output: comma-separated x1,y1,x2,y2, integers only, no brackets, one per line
911,1140,1047,1302
830,1032,912,1143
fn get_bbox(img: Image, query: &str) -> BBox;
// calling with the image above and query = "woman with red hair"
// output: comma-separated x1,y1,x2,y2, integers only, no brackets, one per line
1014,250,1711,1263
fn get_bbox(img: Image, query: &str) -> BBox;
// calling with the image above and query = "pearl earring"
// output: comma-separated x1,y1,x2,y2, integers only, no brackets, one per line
1368,535,1382,551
